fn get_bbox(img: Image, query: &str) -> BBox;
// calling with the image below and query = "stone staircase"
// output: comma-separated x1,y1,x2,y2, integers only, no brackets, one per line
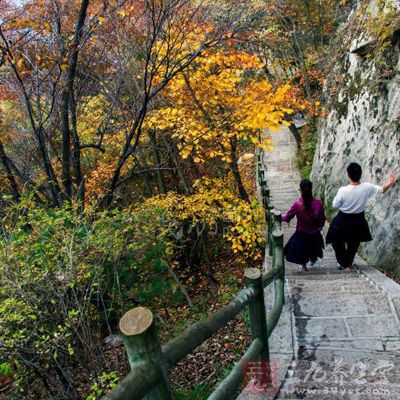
281,263,400,399
242,126,400,399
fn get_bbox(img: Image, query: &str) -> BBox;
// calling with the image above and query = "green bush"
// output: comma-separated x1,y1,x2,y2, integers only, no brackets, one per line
297,126,318,179
0,198,172,398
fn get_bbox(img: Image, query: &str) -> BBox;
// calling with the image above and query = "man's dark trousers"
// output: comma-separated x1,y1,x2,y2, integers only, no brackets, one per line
332,240,360,268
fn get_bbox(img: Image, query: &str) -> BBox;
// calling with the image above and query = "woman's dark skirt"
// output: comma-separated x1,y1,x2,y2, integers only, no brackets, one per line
326,211,372,244
284,231,325,265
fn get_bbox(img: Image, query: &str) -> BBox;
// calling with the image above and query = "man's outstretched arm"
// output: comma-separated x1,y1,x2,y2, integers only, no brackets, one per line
383,173,397,193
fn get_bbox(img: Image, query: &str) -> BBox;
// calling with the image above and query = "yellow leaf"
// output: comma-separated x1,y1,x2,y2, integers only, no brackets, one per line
43,22,52,32
16,58,24,69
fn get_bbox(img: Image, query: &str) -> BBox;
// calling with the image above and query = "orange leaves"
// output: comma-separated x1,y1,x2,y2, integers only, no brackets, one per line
85,162,117,202
8,50,69,76
6,17,51,34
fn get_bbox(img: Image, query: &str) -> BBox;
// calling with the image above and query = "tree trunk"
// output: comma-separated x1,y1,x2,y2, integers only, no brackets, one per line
0,25,62,206
287,17,313,102
61,92,73,199
104,103,148,208
0,142,20,201
164,259,196,309
302,0,320,52
60,0,90,200
166,138,192,195
70,94,85,206
136,146,154,197
188,154,201,179
37,126,63,206
229,137,249,203
149,131,166,194
201,236,219,288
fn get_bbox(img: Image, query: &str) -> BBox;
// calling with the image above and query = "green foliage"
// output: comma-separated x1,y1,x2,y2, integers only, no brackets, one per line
220,292,232,304
86,371,120,400
314,184,335,221
184,366,240,399
174,382,215,400
297,126,318,179
241,309,251,327
323,196,336,222
0,362,11,378
0,197,174,398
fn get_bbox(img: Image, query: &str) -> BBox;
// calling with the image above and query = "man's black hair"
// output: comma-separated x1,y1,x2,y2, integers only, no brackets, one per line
347,162,362,182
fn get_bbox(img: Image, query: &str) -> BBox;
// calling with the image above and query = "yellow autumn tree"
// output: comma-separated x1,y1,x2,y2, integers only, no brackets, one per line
145,46,298,202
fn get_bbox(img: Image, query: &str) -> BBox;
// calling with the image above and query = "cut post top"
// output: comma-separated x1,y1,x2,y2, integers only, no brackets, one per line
244,268,262,280
119,307,153,336
272,229,283,238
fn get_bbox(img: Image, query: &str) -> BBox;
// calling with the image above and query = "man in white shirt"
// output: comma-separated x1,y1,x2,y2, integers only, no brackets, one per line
326,163,397,271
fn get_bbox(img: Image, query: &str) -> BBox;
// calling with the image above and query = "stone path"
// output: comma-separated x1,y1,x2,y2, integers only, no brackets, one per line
240,126,400,399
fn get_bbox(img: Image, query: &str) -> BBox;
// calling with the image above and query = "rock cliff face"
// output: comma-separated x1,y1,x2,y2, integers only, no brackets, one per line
311,1,400,272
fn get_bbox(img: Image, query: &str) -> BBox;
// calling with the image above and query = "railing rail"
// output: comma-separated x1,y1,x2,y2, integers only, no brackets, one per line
103,147,284,400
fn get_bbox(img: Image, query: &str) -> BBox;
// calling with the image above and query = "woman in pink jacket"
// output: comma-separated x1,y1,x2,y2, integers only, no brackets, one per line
282,179,326,272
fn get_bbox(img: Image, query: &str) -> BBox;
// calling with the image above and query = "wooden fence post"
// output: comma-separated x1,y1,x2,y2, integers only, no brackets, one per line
244,268,271,389
272,210,282,231
265,188,270,205
269,210,282,257
267,207,274,256
119,307,173,400
272,229,285,308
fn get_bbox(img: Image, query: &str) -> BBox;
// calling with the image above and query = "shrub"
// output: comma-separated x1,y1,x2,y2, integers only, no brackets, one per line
0,199,170,398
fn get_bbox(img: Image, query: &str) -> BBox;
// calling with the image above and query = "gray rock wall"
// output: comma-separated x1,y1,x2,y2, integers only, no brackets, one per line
311,1,400,272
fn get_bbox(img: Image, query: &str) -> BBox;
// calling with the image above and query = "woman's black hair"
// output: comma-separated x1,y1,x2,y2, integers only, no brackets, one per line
300,179,313,211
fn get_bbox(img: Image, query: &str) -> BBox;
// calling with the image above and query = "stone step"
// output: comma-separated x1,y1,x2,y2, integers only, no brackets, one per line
268,189,298,194
269,198,298,204
296,338,400,359
267,184,299,188
295,313,400,340
293,292,392,317
287,269,360,278
289,279,377,295
268,190,299,195
287,266,358,272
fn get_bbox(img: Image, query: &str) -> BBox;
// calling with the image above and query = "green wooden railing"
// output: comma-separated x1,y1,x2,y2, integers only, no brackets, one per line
103,149,285,400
